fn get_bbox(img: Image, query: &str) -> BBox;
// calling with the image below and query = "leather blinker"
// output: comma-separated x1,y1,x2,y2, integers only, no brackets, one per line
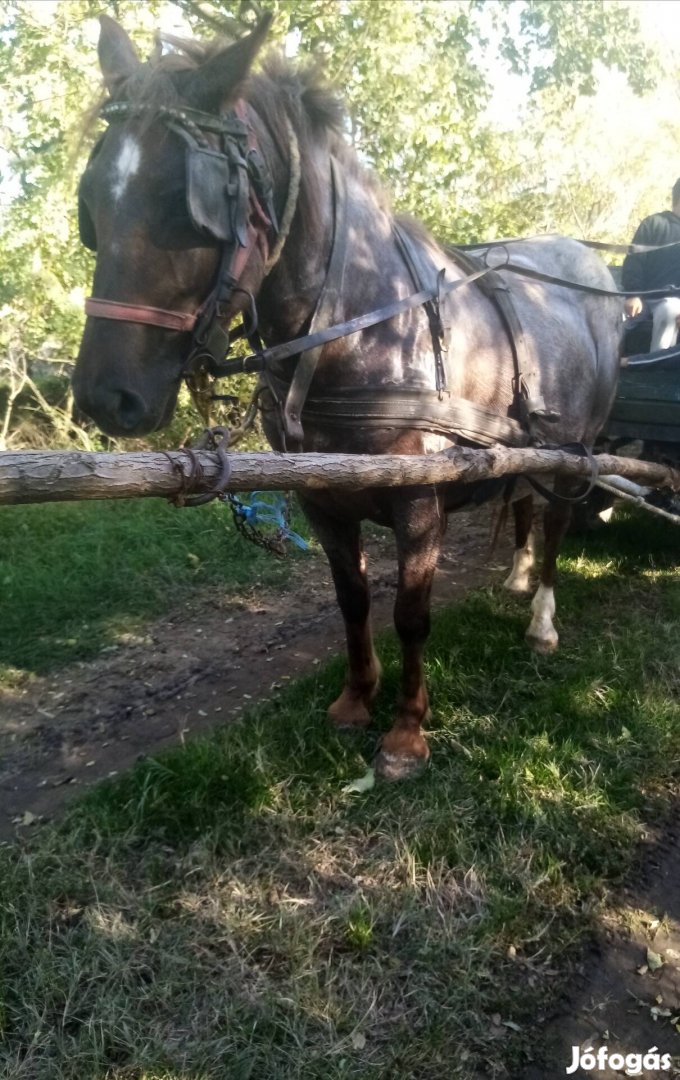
186,145,248,245
78,195,97,251
78,135,104,252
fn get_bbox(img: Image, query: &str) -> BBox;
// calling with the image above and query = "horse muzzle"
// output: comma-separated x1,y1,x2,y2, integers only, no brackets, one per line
72,323,182,437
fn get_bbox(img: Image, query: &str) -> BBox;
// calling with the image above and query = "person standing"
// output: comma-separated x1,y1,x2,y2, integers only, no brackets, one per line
622,180,680,350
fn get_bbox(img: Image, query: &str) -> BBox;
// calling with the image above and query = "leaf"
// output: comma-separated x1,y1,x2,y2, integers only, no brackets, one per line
650,1005,671,1021
343,769,375,794
647,948,664,972
350,1032,367,1050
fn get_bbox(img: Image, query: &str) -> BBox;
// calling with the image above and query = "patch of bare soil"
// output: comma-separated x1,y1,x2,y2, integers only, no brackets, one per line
0,508,505,837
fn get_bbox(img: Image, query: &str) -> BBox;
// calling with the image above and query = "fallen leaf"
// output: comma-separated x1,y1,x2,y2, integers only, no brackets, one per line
350,1032,366,1050
636,964,649,976
647,948,664,972
650,1005,671,1022
343,769,375,794
503,1020,522,1032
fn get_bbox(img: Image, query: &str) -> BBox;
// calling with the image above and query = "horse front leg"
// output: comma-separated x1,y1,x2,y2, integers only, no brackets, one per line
526,490,572,654
299,498,381,729
503,493,535,593
375,492,444,781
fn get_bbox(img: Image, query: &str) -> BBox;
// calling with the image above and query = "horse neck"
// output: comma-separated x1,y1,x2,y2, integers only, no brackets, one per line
255,126,400,343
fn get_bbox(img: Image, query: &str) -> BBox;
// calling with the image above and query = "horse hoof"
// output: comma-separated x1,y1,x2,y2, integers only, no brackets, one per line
374,747,430,781
328,696,372,731
525,631,558,655
503,576,532,595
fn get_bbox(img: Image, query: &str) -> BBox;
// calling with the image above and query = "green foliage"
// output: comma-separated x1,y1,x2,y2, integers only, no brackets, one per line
499,0,655,96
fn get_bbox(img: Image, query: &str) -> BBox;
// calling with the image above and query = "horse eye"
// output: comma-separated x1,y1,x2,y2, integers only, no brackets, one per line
163,189,188,214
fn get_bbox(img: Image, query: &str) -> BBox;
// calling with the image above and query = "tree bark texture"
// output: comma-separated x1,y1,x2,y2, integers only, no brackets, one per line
0,448,679,506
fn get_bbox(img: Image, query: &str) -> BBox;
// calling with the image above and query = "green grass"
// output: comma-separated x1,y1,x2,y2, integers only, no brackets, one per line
0,510,679,1078
0,498,305,682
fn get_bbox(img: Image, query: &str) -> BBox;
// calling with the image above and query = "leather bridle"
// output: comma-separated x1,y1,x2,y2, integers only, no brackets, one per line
82,98,280,376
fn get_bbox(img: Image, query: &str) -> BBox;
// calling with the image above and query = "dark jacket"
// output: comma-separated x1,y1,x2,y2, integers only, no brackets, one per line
621,210,680,293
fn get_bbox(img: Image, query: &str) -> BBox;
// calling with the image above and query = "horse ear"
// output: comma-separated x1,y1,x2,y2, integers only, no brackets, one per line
186,13,273,111
98,15,141,96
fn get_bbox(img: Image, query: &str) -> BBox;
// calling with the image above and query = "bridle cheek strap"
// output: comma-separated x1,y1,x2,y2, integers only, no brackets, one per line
84,297,199,333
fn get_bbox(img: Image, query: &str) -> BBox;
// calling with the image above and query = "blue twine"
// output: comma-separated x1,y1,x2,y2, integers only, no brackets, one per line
228,492,309,551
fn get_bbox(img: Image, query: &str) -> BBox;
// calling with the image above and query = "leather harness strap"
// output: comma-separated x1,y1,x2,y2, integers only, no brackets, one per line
393,223,448,395
280,158,349,448
446,246,560,435
277,384,530,448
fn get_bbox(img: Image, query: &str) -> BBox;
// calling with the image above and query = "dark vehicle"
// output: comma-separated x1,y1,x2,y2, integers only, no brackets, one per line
576,311,680,529
607,335,680,466
604,268,680,470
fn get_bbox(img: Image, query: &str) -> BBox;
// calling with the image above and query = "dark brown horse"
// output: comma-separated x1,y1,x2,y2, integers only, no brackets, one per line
73,17,623,779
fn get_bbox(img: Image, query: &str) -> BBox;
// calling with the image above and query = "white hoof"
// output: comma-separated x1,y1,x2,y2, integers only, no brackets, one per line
504,546,535,594
526,584,558,653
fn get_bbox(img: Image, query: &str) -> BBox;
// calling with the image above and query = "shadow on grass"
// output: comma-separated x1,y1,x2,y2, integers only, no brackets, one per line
1,509,679,1078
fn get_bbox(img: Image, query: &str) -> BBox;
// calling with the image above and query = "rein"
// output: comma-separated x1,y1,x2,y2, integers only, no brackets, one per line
208,245,680,386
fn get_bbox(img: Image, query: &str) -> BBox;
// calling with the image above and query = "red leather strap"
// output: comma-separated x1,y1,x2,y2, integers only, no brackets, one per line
85,297,198,332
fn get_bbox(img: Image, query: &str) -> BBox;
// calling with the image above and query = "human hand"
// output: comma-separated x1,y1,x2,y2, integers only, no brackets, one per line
624,296,643,318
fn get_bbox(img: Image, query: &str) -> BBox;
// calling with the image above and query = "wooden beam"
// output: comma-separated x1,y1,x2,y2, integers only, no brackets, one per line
0,447,678,506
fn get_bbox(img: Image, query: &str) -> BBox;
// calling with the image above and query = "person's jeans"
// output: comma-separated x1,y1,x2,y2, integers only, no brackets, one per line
650,297,680,349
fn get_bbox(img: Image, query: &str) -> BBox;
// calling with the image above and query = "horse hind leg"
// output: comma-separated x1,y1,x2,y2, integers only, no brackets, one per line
375,492,444,781
299,498,381,729
503,494,535,593
526,491,572,655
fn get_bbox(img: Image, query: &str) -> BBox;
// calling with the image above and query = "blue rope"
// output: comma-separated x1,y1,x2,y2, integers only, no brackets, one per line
227,492,309,551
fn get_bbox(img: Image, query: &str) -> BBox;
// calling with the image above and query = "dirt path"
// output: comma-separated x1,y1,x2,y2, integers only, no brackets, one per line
524,805,680,1078
2,511,679,1077
0,509,505,836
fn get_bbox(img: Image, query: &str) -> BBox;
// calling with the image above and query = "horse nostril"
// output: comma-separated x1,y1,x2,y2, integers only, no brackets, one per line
114,388,148,431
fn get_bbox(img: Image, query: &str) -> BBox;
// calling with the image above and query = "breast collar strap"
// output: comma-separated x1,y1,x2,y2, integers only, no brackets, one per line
84,98,279,374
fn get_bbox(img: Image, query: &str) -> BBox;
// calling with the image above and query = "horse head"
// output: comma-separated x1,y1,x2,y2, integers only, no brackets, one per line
73,14,275,435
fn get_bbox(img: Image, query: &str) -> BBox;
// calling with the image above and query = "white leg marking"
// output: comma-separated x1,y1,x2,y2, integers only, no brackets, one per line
112,136,141,202
503,538,535,593
526,583,558,652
